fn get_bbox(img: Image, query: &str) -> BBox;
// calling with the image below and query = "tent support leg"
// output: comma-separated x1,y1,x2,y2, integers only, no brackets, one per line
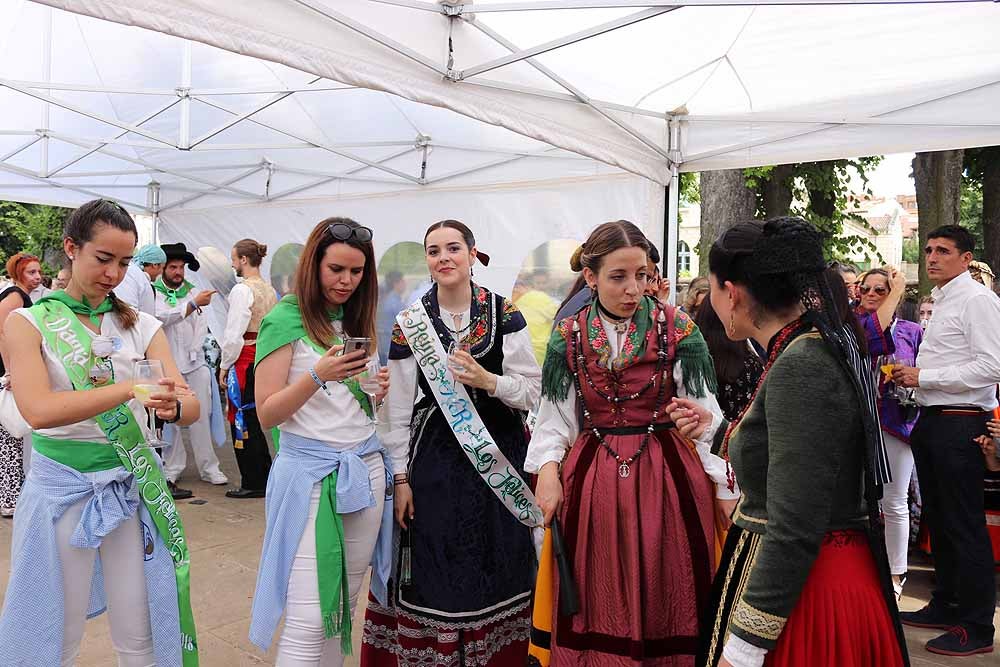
147,181,161,243
665,165,679,305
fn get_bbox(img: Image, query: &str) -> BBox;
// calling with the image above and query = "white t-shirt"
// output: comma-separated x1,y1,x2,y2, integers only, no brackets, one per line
15,307,162,442
278,338,375,447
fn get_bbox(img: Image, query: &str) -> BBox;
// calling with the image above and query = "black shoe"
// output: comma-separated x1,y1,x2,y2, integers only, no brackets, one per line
900,603,960,630
167,481,194,500
225,487,265,499
926,626,995,657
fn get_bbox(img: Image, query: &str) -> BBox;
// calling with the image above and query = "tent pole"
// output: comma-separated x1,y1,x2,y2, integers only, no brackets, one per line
40,7,52,177
665,165,679,306
147,181,161,244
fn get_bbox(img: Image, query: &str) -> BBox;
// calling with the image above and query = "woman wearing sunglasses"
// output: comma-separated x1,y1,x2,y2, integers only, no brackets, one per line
856,266,922,599
362,219,542,666
249,218,392,665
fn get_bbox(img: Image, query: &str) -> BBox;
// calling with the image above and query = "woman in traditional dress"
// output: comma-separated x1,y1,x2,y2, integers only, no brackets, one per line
248,217,391,665
0,199,201,666
671,217,906,667
361,219,542,666
855,267,922,599
0,251,42,516
528,220,737,666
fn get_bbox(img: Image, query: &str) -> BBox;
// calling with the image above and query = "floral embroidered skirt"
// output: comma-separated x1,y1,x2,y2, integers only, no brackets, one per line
700,526,905,667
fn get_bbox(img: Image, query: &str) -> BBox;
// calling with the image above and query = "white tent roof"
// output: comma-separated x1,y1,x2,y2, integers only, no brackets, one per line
1,0,998,211
2,1,999,295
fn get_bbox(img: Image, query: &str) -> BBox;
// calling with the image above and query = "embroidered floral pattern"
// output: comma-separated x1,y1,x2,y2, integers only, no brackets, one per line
587,309,642,370
674,308,696,341
391,322,408,348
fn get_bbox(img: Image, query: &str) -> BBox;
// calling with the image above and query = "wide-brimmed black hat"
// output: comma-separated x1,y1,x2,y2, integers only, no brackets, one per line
160,242,200,271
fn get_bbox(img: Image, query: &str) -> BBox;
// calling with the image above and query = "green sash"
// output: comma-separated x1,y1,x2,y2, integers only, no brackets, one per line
28,300,199,666
153,278,194,307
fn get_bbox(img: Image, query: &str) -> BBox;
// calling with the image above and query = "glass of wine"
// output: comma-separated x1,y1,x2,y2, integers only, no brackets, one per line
894,356,917,404
448,340,472,376
359,355,383,425
133,359,169,448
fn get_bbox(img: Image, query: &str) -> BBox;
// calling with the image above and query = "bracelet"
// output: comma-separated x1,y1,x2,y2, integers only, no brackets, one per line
309,367,331,396
393,476,409,486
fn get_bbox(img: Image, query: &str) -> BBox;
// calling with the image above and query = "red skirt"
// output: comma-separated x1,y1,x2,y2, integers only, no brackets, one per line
702,527,905,667
226,344,256,424
552,430,716,666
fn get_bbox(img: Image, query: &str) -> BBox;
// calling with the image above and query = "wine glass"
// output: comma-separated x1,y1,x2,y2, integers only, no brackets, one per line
894,356,917,405
359,356,383,425
133,360,169,448
448,340,472,375
876,353,898,386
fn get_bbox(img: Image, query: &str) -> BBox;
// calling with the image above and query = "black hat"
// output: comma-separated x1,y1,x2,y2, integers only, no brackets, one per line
160,242,200,271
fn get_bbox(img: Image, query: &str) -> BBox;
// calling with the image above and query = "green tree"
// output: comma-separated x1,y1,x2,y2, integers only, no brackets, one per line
0,200,70,274
962,146,1000,273
744,157,884,262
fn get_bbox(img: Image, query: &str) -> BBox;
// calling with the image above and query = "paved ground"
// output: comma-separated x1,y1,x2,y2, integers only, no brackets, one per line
0,440,997,666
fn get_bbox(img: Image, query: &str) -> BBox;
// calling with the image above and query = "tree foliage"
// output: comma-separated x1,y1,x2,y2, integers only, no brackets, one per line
0,201,70,275
743,157,884,263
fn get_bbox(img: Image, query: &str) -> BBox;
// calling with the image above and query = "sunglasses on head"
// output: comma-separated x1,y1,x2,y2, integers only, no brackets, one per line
858,285,889,296
328,223,373,243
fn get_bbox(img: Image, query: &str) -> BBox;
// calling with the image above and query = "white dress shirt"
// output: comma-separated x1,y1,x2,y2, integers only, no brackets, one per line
525,314,739,500
220,283,254,371
384,307,542,474
916,270,1000,410
116,263,156,316
154,289,208,376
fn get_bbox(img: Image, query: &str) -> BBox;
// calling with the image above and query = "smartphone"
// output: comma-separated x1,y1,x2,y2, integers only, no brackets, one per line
340,337,371,357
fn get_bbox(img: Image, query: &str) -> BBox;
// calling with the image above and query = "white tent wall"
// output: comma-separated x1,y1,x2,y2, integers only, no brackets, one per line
157,172,665,296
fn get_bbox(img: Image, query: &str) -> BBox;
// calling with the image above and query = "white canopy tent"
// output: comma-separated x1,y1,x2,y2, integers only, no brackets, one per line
2,0,1000,293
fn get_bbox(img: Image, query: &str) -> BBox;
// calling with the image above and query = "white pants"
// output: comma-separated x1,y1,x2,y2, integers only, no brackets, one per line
276,452,386,667
881,432,915,576
57,498,155,667
163,365,224,483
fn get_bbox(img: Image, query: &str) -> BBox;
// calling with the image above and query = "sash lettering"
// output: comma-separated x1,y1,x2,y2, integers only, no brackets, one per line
397,302,542,527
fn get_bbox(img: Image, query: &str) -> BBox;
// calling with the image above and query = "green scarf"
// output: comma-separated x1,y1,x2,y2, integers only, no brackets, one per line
254,294,365,651
542,296,716,401
153,278,194,306
28,300,199,665
36,290,113,327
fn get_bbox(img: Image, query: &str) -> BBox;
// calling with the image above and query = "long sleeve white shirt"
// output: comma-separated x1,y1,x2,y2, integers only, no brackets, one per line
220,283,254,371
154,289,207,375
116,263,156,316
383,308,542,474
915,270,1000,410
525,315,739,500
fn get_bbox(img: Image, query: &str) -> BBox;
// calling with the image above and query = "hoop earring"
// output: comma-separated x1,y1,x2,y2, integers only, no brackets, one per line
728,312,736,336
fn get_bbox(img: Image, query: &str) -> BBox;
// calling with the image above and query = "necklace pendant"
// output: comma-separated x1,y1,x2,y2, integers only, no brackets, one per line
618,461,631,478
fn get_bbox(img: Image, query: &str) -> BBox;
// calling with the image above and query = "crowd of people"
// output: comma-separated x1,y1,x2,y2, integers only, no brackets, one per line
0,199,997,667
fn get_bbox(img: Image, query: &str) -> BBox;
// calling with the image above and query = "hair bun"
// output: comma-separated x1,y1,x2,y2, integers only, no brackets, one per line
569,244,585,272
258,243,268,258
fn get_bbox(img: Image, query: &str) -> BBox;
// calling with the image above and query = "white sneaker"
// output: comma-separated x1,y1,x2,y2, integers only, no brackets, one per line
203,473,229,486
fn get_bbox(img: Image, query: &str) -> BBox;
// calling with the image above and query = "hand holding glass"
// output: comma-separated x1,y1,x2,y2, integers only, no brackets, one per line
133,360,169,447
359,356,383,425
448,341,472,375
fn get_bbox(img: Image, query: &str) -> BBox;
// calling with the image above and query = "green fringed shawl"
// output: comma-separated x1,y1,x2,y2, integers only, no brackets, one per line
541,297,717,402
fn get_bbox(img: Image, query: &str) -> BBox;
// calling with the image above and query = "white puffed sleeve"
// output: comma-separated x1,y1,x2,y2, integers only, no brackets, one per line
385,355,418,474
675,360,739,500
524,391,577,473
489,326,541,411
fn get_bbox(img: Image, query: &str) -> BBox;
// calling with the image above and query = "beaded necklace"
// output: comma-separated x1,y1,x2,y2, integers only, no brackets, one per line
570,307,670,478
718,318,807,491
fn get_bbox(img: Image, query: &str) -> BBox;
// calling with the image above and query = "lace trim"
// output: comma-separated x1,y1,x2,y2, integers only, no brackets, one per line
731,601,786,642
395,596,531,631
363,613,529,666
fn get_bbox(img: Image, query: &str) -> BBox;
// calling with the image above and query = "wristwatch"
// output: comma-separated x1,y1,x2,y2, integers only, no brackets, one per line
163,399,182,424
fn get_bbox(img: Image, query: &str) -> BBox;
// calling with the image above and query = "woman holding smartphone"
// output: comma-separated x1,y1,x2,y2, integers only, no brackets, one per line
0,199,201,666
362,219,542,666
249,217,391,665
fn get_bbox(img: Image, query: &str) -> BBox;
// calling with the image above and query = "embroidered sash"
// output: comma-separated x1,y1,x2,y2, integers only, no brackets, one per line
396,299,542,527
29,300,199,666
